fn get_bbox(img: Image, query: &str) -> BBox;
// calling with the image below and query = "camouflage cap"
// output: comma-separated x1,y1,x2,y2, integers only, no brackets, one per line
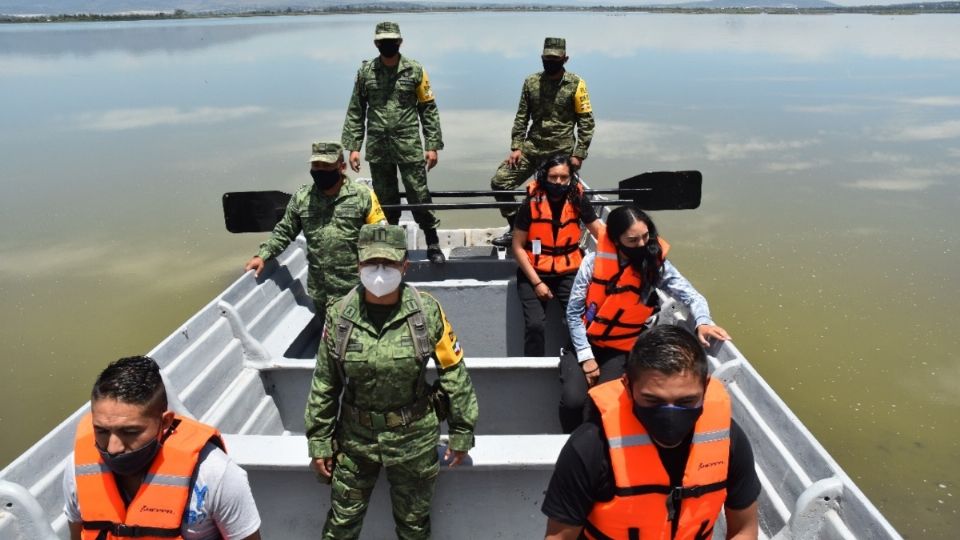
310,141,343,164
542,37,566,57
375,21,402,40
358,224,407,263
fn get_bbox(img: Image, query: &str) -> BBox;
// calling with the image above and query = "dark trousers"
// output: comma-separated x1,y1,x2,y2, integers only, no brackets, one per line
558,345,628,433
516,269,574,357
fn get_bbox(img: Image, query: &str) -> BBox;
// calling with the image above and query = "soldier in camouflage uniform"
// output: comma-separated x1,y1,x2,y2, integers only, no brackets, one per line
342,21,447,265
491,37,596,247
305,224,479,540
244,141,386,312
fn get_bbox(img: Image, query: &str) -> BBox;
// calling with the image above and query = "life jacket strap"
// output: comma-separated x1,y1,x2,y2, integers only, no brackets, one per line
613,480,727,498
82,521,181,538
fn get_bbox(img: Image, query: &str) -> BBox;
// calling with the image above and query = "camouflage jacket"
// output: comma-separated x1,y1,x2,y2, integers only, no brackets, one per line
305,284,479,465
256,178,385,307
341,55,444,164
511,70,595,160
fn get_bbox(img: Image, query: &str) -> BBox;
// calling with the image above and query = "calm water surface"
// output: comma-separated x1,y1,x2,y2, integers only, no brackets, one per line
1,12,958,536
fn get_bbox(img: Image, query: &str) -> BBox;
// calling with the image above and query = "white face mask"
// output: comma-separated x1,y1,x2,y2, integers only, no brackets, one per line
360,264,402,297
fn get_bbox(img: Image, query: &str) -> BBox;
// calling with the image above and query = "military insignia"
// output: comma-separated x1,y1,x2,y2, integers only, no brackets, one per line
435,312,463,368
574,79,592,114
417,71,436,103
345,341,364,353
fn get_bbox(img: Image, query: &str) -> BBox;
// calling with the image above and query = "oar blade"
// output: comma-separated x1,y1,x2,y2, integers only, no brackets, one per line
619,171,702,210
222,191,292,233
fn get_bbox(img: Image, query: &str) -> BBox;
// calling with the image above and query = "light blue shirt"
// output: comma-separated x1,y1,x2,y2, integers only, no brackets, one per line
565,252,715,362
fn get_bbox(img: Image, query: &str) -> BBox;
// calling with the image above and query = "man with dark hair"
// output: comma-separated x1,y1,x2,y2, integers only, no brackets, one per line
63,356,261,540
542,325,760,540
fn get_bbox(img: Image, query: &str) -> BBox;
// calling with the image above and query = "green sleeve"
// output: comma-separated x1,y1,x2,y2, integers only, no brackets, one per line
418,98,444,151
256,193,302,260
510,79,531,150
427,297,478,452
572,109,595,160
341,66,368,152
304,308,343,458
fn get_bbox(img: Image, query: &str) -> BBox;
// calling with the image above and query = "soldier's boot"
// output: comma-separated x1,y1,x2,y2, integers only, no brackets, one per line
424,228,445,265
491,216,515,248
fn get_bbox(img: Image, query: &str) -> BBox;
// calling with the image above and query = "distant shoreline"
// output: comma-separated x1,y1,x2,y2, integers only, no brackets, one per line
3,4,959,24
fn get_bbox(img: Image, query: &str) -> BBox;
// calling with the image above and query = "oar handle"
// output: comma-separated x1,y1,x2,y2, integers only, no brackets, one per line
427,188,651,198
381,200,635,211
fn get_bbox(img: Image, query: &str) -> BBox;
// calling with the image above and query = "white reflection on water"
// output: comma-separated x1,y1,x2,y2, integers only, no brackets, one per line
72,105,266,131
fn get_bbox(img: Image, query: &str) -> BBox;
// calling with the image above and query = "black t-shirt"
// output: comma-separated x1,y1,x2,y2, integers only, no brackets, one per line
514,194,598,234
541,412,761,527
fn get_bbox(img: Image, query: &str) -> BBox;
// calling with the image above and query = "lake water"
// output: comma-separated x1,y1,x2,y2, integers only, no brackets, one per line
1,12,958,536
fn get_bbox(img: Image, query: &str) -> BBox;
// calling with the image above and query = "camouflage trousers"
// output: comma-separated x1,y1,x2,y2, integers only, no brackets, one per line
369,161,440,232
322,446,440,540
489,153,546,219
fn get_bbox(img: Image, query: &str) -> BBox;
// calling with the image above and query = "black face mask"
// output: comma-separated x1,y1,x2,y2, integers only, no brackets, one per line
632,402,703,448
311,169,341,190
543,182,570,199
97,437,161,476
619,243,650,264
377,40,401,58
542,58,565,75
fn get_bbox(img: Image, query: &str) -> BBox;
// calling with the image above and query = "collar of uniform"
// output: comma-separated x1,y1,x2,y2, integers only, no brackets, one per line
539,70,574,85
343,283,420,333
373,54,412,74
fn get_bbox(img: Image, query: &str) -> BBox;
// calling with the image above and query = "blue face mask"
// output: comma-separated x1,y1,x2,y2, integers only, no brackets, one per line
632,402,703,448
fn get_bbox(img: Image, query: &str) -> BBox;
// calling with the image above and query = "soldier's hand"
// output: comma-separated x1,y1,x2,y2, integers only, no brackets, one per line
349,151,362,173
311,457,335,479
443,447,469,468
506,149,523,169
425,150,439,171
244,256,265,277
570,156,582,170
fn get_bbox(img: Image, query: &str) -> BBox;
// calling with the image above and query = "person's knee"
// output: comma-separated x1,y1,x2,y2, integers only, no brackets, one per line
525,317,546,337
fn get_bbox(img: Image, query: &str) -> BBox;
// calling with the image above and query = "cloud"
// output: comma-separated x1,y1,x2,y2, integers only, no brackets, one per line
879,120,960,142
73,106,265,131
705,137,820,161
844,179,941,192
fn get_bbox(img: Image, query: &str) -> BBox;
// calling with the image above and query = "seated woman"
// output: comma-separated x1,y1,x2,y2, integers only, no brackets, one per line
559,204,730,432
511,155,604,357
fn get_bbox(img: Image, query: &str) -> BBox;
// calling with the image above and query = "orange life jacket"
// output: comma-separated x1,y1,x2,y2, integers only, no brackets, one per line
74,413,224,540
584,378,731,540
583,234,670,351
523,180,584,275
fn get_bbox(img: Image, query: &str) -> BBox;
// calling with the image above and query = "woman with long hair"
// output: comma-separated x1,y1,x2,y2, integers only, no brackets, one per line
559,205,730,432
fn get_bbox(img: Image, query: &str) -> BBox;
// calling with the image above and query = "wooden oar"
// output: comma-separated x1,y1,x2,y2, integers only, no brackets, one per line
221,171,701,233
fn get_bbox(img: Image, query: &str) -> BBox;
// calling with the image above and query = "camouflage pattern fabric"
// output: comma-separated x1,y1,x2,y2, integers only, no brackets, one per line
369,161,439,229
342,55,443,230
324,446,438,539
341,55,443,164
305,284,478,537
491,70,595,217
256,178,385,308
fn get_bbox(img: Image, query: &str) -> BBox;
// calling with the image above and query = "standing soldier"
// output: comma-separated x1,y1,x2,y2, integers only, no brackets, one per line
305,223,479,539
491,37,596,247
244,141,386,314
342,21,447,264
